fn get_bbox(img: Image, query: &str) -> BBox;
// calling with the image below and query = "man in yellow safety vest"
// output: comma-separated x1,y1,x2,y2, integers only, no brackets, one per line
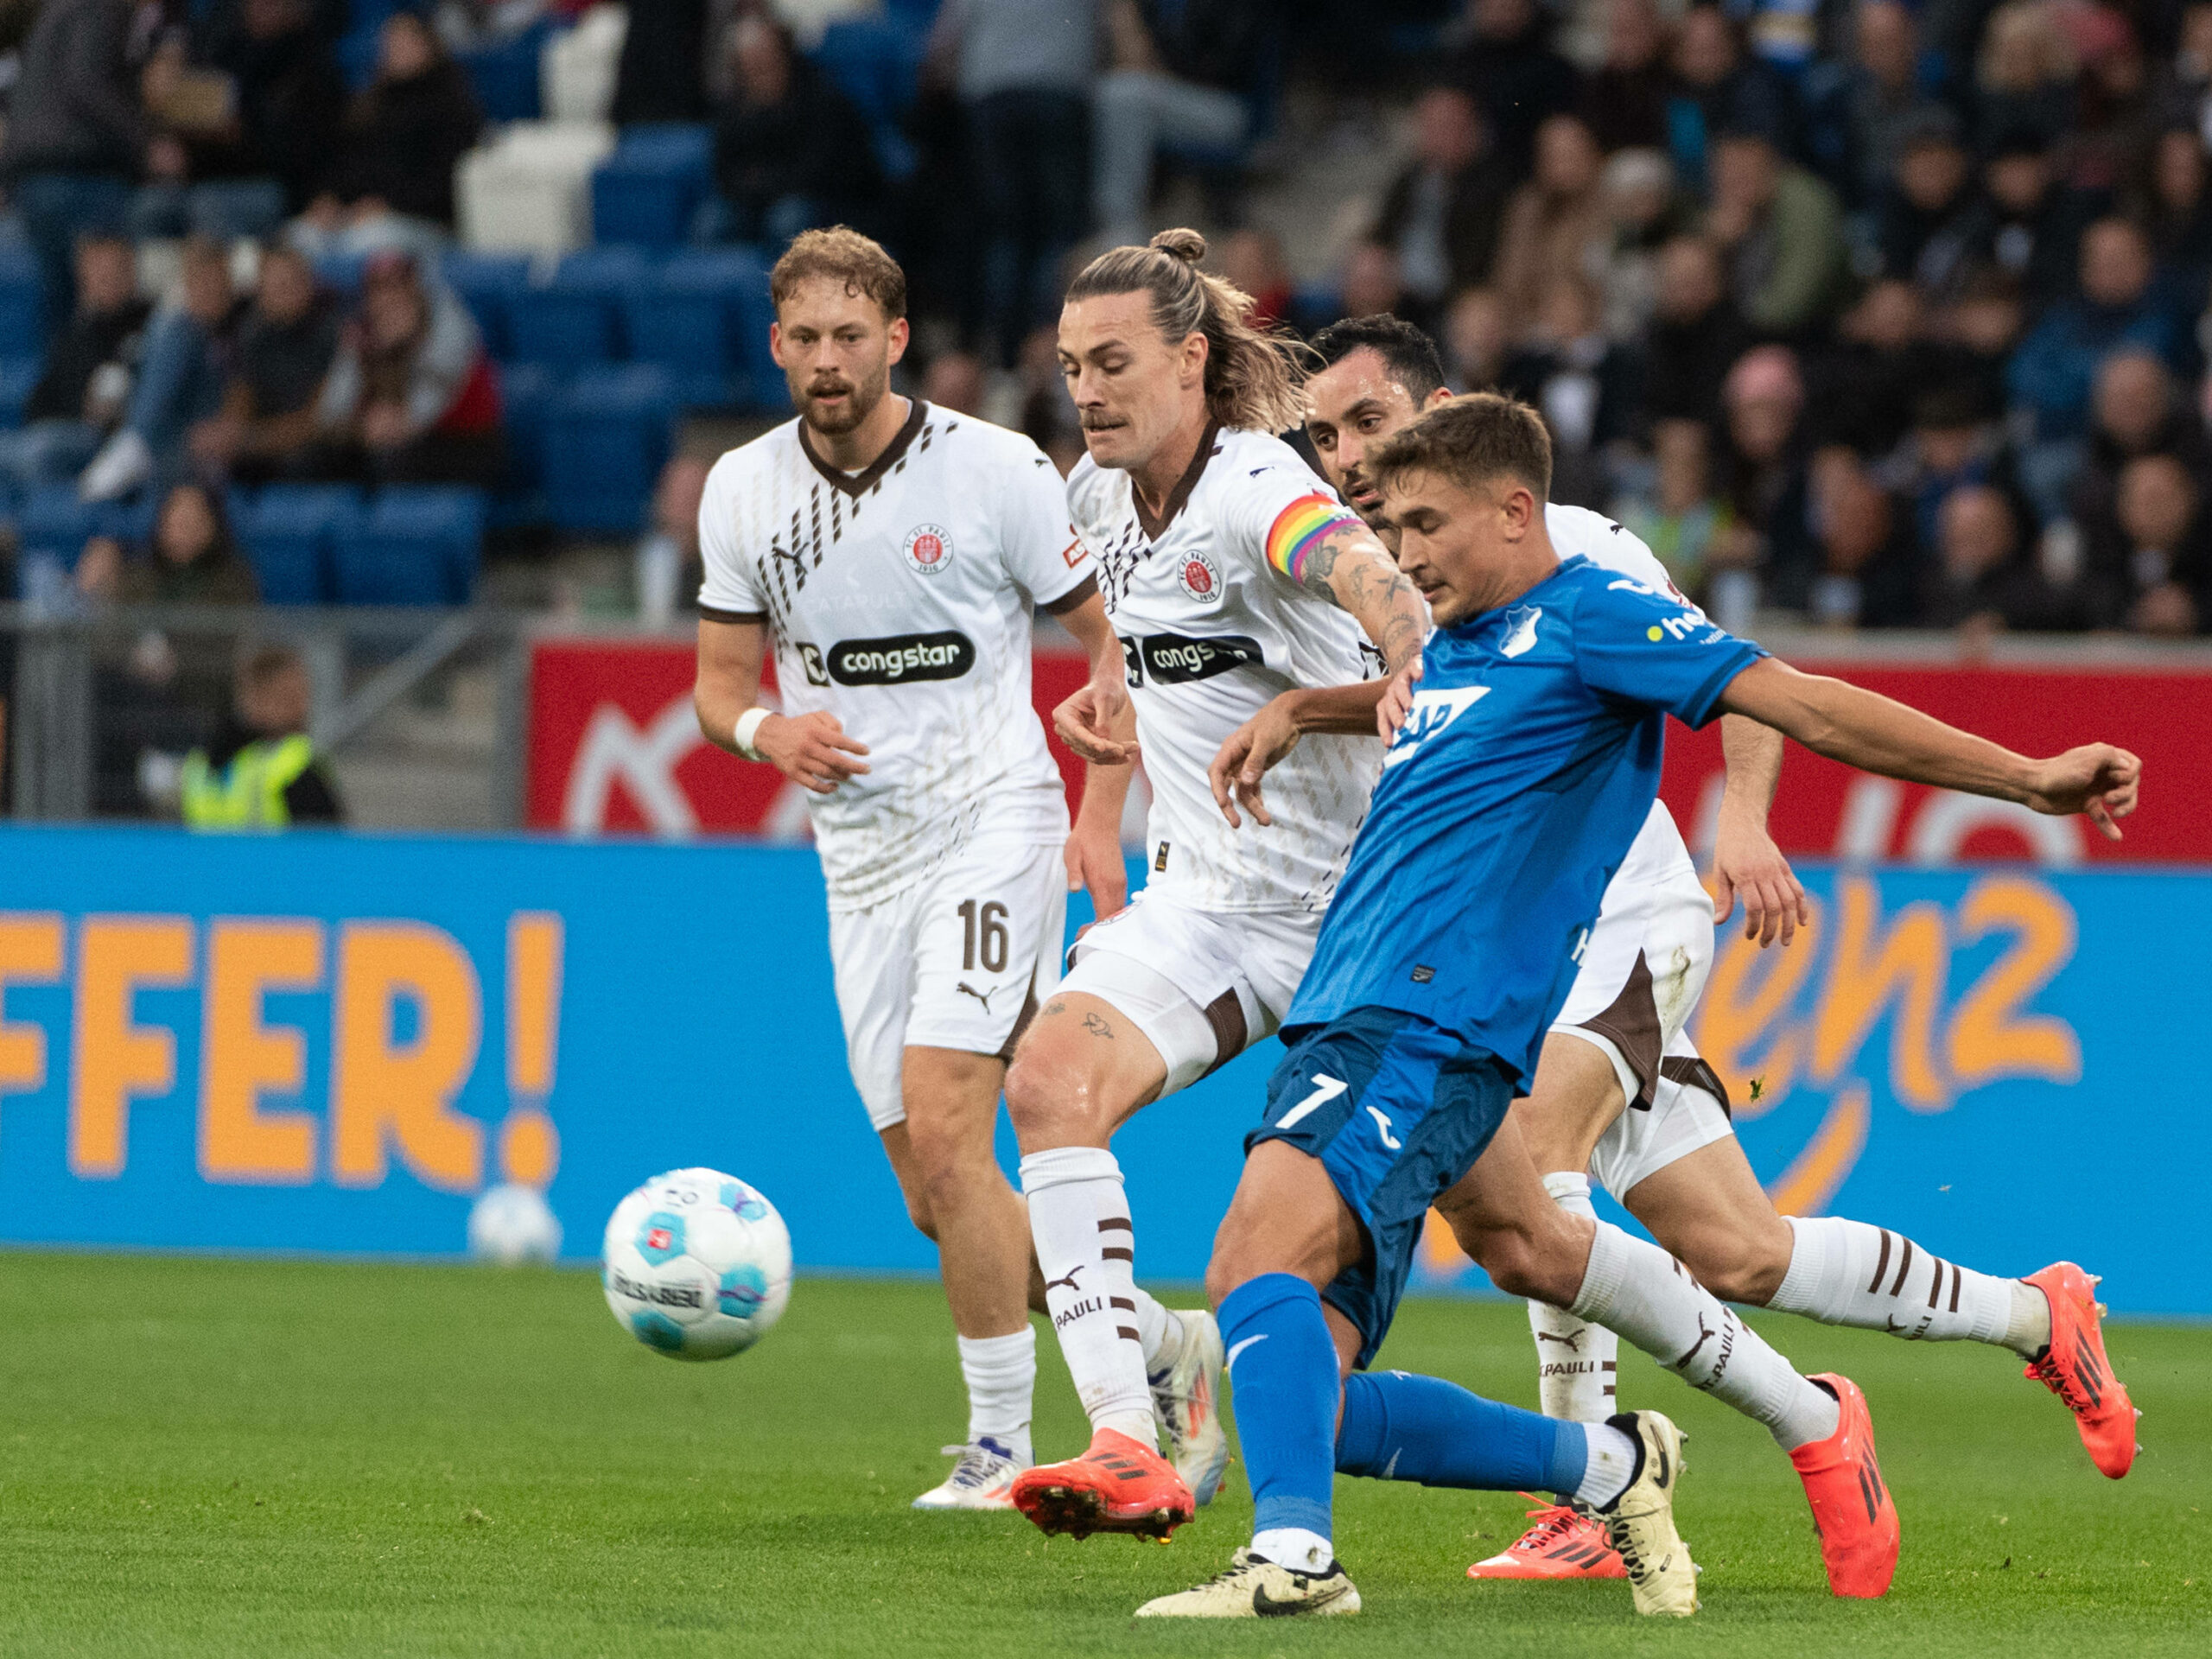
181,645,343,829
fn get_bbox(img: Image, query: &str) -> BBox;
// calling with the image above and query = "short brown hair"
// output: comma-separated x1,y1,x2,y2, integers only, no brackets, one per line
770,226,906,320
1369,392,1553,503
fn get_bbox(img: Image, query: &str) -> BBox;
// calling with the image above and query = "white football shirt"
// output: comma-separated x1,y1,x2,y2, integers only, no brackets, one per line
1067,425,1383,914
698,399,1093,911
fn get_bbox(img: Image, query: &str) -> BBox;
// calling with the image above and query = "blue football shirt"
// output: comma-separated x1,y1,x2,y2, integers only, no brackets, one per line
1286,555,1768,1085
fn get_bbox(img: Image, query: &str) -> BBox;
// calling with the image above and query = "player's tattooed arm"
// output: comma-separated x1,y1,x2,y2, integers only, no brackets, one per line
1299,523,1430,674
1713,716,1808,949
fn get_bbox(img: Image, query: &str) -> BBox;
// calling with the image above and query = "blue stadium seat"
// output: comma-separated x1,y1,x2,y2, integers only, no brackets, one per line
440,251,534,361
16,485,94,566
334,487,487,606
812,18,925,181
96,492,159,547
455,21,552,123
625,248,770,409
0,243,45,359
592,124,715,250
336,28,380,92
232,484,362,605
505,246,652,374
0,356,41,428
491,361,557,527
543,364,675,534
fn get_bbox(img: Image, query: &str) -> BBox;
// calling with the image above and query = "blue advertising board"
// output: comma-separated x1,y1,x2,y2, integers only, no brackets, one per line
0,827,2203,1315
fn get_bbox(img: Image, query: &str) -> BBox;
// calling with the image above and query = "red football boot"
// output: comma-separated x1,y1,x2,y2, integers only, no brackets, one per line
1010,1427,1195,1541
1788,1373,1898,1599
1467,1495,1628,1580
2022,1262,2139,1478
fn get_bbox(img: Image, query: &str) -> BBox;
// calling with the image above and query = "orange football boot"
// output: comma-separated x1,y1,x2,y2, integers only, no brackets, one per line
1010,1427,1196,1541
1788,1373,1898,1599
1467,1495,1627,1580
2022,1262,2139,1478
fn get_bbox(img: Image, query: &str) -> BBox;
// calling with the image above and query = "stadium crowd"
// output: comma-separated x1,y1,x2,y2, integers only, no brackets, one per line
1,0,2209,638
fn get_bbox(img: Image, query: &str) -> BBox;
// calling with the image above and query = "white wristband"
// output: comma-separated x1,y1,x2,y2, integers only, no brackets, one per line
734,706,772,760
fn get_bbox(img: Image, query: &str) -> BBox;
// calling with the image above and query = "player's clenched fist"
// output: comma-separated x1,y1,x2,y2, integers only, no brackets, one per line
756,709,870,794
2024,743,2141,839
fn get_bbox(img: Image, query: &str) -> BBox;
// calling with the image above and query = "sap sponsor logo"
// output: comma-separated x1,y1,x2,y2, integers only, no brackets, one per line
1382,685,1491,769
1177,547,1224,604
608,1268,706,1310
1137,632,1263,684
902,523,954,576
827,631,976,686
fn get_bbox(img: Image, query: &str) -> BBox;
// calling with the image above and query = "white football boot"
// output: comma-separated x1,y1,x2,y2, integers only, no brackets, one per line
912,1440,1023,1510
1599,1411,1700,1617
1149,1307,1230,1506
1135,1548,1362,1618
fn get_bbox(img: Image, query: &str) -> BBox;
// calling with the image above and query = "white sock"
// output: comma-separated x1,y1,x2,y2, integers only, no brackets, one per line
1571,1420,1640,1510
957,1326,1035,1465
2008,1281,2053,1357
1134,1289,1182,1376
1253,1526,1332,1573
1770,1216,2034,1352
1020,1146,1154,1443
1529,1173,1618,1421
1573,1220,1840,1452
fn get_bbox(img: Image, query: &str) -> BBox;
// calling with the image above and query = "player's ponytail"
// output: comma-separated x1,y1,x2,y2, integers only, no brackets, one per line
1066,229,1307,435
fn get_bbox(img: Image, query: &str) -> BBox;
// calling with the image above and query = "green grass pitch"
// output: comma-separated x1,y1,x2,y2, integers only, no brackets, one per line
1,1254,2206,1657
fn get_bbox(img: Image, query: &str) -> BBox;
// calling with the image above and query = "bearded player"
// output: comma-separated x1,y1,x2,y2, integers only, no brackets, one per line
1209,315,2139,1595
692,229,1208,1510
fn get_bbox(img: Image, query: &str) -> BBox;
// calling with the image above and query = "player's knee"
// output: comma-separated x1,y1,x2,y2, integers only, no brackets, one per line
900,1187,938,1242
1466,1223,1578,1306
1003,1041,1094,1146
1675,1224,1789,1306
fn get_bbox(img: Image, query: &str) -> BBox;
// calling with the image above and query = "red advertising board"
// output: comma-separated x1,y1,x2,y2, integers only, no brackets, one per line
528,639,2212,863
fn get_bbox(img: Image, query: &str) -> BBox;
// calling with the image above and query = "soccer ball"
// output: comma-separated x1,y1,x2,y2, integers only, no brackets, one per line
601,1167,791,1360
467,1183,563,1264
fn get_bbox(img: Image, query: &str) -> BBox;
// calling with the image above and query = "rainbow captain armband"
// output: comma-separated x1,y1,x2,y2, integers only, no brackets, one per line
1265,493,1364,584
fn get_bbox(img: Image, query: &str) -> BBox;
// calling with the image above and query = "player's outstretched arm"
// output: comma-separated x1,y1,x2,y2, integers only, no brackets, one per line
1713,715,1808,947
1294,521,1431,677
695,616,869,794
1716,658,2140,839
1208,683,1389,830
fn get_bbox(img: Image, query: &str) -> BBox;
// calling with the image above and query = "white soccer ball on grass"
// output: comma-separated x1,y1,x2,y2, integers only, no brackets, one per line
601,1167,792,1359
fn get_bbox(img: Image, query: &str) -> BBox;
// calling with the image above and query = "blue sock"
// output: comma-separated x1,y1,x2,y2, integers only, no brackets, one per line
1217,1274,1340,1542
1336,1369,1587,1496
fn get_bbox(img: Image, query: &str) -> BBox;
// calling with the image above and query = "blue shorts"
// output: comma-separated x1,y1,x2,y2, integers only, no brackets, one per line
1249,1007,1515,1369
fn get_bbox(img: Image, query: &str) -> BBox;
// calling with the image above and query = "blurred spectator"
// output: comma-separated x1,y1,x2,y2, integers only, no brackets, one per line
1614,416,1734,596
2156,2,2212,134
74,480,260,605
1878,110,1980,294
1705,126,1850,336
1807,277,1924,454
2111,449,2210,632
1927,267,2028,418
311,251,504,488
1447,0,1580,173
131,35,286,242
2008,218,2189,459
705,13,883,248
1218,228,1293,327
1817,0,1945,212
1960,134,2093,316
637,454,712,628
1577,0,1672,155
1639,233,1751,429
1595,148,1688,341
1665,3,1795,194
611,0,710,124
1918,481,2085,630
932,0,1096,364
1974,1,2078,156
1092,0,1267,248
1803,454,1918,627
1716,343,1813,599
188,242,342,485
1881,383,2022,553
1339,243,1408,323
1494,114,1607,330
0,0,150,334
1501,274,1636,506
301,12,483,250
180,644,344,829
2134,125,2212,290
0,233,148,490
80,237,246,503
2064,10,2153,195
1442,285,1510,389
1370,87,1515,324
171,0,346,220
2072,351,2212,557
923,349,989,416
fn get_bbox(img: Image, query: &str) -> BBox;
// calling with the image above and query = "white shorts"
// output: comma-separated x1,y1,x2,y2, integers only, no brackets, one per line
1548,801,1717,1111
829,833,1066,1132
1057,889,1319,1096
1589,1035,1738,1199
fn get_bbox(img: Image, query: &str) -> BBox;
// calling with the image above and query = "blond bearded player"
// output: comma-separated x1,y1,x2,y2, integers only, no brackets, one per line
1207,315,2140,1595
998,232,1433,1540
692,229,1204,1510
